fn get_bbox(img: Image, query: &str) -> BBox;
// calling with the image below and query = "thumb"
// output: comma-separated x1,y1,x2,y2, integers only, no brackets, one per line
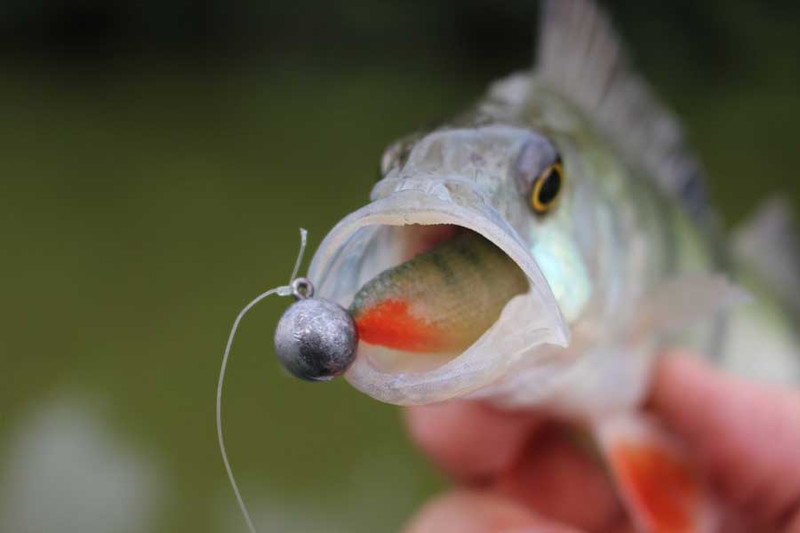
651,353,800,527
404,490,581,533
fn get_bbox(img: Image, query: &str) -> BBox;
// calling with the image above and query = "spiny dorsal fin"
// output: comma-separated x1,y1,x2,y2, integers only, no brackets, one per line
536,0,709,221
633,273,746,341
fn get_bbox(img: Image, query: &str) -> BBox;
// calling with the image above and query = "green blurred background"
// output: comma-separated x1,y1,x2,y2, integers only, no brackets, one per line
0,1,798,531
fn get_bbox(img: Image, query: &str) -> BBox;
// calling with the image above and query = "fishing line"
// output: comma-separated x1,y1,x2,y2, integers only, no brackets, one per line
216,228,308,533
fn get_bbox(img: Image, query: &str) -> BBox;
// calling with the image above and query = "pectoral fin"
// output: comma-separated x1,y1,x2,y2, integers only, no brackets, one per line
594,414,718,533
634,274,746,340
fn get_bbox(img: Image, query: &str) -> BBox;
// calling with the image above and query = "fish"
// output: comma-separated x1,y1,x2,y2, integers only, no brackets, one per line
280,0,800,530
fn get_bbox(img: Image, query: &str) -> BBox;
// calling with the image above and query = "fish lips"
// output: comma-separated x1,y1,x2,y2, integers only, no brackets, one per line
307,179,570,405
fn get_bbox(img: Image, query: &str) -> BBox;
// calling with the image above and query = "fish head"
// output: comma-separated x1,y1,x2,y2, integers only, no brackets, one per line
307,123,601,405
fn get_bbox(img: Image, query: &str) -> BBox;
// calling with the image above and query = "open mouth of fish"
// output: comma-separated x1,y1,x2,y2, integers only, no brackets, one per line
308,181,569,405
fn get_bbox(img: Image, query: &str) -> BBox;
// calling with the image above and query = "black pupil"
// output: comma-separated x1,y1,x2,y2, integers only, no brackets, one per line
537,168,562,206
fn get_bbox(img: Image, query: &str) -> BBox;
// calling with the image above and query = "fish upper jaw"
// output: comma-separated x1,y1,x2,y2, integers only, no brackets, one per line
307,180,569,405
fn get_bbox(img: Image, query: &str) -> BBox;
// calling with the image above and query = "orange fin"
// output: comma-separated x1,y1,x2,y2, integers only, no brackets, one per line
595,415,718,533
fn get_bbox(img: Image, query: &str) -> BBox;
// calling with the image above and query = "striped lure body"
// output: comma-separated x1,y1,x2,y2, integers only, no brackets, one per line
350,230,528,354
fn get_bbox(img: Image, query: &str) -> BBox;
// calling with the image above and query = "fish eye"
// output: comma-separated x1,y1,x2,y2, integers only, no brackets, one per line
530,160,564,214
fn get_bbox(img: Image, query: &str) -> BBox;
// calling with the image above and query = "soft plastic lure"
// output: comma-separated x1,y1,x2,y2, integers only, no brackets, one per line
350,230,528,354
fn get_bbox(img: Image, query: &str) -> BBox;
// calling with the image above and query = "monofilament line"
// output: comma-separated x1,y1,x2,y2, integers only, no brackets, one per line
216,228,308,533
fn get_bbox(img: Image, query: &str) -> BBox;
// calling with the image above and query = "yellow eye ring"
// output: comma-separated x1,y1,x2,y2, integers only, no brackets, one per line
530,162,564,214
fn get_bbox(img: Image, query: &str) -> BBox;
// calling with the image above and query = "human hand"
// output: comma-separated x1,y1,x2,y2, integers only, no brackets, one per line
403,353,800,532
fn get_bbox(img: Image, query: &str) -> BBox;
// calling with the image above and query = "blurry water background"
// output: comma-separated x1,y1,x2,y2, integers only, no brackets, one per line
1,1,798,531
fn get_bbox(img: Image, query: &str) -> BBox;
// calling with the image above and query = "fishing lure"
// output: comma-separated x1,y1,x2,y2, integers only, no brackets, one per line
218,1,800,531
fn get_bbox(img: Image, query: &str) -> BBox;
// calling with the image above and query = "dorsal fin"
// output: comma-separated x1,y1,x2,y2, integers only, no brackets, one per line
536,0,709,221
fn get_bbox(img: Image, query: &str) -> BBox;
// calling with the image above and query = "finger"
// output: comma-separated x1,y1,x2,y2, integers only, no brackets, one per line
403,489,582,533
493,425,623,532
651,353,800,526
404,401,543,481
787,509,800,533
